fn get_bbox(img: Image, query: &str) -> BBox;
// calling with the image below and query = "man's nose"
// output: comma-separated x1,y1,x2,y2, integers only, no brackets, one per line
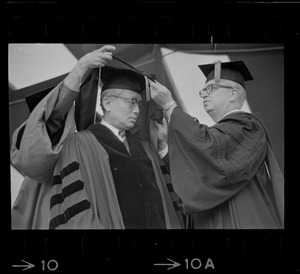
202,92,208,99
132,104,140,114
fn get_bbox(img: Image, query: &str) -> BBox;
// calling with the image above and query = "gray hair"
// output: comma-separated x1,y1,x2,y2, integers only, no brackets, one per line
220,79,247,108
234,82,247,108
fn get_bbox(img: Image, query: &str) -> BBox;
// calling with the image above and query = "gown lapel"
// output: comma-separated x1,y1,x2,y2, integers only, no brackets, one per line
88,123,130,156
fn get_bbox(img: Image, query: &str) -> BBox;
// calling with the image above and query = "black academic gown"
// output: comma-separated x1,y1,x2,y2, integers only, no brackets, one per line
88,123,166,229
168,108,284,229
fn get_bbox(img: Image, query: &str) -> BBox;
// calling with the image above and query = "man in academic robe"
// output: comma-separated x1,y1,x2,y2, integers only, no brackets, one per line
11,45,183,229
149,60,284,229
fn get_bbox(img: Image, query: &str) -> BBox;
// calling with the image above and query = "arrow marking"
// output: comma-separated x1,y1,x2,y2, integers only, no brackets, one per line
12,260,35,271
154,258,181,270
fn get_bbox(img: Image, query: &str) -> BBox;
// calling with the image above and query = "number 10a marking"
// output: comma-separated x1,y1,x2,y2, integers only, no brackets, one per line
185,258,215,270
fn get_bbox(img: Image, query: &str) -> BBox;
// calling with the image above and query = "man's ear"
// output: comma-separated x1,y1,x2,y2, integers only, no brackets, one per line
102,97,112,112
229,88,238,102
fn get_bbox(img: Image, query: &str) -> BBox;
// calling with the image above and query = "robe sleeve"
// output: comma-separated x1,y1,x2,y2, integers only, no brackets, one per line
11,176,51,229
168,107,268,213
50,131,124,229
10,83,77,183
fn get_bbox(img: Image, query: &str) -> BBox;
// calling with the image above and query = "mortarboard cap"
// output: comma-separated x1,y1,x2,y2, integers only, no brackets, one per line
100,55,156,98
198,60,253,87
101,66,146,94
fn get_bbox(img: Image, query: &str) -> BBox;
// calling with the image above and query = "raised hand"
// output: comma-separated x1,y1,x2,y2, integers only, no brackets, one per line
65,45,116,91
155,118,168,152
78,45,116,69
149,80,175,110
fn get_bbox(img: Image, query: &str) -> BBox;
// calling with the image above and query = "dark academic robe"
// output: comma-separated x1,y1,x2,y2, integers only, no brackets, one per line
11,69,183,229
168,107,284,229
89,124,167,228
49,123,181,229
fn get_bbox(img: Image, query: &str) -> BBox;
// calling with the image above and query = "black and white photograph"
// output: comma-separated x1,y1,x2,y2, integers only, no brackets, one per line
6,1,300,273
9,43,284,230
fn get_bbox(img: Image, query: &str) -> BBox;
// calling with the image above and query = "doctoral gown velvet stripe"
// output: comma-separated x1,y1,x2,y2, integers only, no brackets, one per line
49,129,182,229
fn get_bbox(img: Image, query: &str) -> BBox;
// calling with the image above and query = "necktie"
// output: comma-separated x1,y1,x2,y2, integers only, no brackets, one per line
118,130,131,155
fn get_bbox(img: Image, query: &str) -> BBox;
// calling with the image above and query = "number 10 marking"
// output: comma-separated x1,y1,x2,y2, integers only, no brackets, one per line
41,260,59,271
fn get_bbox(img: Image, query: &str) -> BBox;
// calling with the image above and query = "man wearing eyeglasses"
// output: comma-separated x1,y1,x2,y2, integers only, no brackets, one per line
11,45,183,229
149,60,284,229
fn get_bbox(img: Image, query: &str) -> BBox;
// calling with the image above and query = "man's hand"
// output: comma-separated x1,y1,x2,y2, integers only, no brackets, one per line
65,45,116,92
77,45,116,69
155,118,168,152
149,80,174,110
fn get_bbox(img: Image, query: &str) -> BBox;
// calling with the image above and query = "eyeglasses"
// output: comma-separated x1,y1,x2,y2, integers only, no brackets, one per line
199,84,233,98
109,95,144,111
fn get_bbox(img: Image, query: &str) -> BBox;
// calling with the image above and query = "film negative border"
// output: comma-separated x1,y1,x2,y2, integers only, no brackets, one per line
6,1,298,43
9,230,300,273
7,1,300,274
